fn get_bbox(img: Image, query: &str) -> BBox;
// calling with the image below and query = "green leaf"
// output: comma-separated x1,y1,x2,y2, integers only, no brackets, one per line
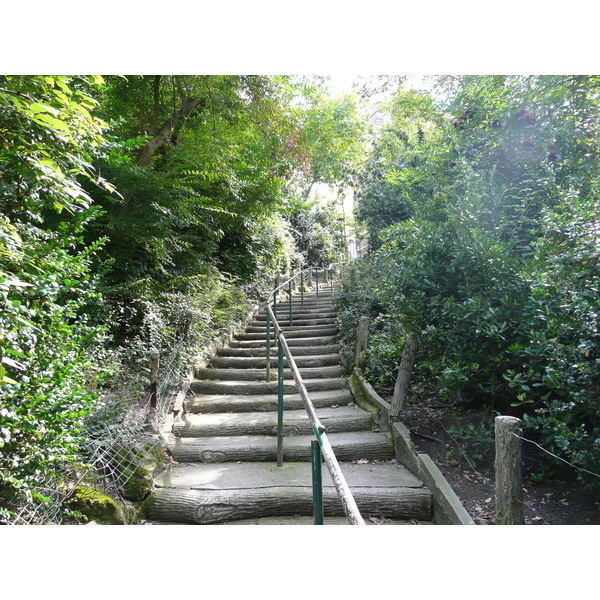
28,102,60,117
32,113,71,132
1,356,25,370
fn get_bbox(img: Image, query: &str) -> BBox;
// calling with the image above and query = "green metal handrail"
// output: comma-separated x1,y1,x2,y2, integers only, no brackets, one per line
264,270,365,526
266,266,331,383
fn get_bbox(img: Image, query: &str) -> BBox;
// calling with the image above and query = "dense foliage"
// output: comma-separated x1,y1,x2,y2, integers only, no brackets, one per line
337,76,599,488
0,76,112,517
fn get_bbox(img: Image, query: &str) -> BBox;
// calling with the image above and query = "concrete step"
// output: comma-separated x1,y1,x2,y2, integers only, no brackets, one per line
173,406,374,437
147,461,433,524
210,353,340,369
272,301,333,309
194,364,346,381
184,388,353,414
169,430,393,462
190,377,348,395
229,336,337,349
235,327,338,340
218,516,434,525
146,516,433,525
247,318,336,329
254,312,337,322
216,344,340,358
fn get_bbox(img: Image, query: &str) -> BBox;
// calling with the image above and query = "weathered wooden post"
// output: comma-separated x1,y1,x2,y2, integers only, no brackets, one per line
149,348,160,409
494,416,524,525
355,316,369,369
390,338,418,419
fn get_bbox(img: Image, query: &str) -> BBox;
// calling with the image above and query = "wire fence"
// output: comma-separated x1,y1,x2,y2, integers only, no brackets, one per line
3,335,188,525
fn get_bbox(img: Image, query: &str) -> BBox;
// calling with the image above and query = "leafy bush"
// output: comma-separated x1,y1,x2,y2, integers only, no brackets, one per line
0,76,113,521
347,76,600,488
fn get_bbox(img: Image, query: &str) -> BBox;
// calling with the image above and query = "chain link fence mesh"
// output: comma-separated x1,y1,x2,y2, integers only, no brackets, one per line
2,337,187,525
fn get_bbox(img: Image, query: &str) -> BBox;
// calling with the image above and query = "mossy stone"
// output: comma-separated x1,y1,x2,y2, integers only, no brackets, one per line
117,442,168,502
72,485,128,524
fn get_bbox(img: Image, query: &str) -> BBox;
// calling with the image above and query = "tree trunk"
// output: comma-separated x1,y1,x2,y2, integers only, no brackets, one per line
135,97,203,167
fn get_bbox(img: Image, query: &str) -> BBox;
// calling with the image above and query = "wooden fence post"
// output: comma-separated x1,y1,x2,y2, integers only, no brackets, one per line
494,416,524,525
355,316,369,369
149,348,160,409
390,338,418,419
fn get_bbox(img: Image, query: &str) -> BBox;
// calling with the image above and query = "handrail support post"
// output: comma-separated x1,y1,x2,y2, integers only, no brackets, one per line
277,335,284,467
266,308,271,382
311,440,324,525
289,279,293,326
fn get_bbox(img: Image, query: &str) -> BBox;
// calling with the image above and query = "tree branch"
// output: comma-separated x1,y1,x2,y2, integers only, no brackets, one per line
134,97,203,167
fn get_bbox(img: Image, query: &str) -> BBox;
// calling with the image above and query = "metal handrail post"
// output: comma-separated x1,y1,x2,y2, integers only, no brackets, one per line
288,279,293,326
314,425,365,525
266,307,271,382
273,288,277,319
311,440,324,525
277,334,284,467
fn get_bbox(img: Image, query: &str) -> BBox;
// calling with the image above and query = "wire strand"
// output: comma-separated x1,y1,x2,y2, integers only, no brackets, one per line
511,432,600,479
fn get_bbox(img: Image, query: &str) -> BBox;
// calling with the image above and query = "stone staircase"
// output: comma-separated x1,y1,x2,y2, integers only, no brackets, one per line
146,284,433,524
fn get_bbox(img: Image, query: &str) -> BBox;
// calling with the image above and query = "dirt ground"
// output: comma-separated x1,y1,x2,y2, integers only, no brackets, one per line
396,392,599,525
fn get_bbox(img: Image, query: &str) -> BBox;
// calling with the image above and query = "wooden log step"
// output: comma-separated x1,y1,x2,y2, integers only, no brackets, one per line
274,299,333,307
229,336,338,349
210,353,340,369
194,365,346,381
216,344,340,358
169,431,393,463
173,406,373,437
217,516,434,525
184,388,353,414
235,327,338,340
147,462,432,524
246,319,336,330
282,301,333,309
272,297,332,312
254,312,337,322
190,377,348,396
